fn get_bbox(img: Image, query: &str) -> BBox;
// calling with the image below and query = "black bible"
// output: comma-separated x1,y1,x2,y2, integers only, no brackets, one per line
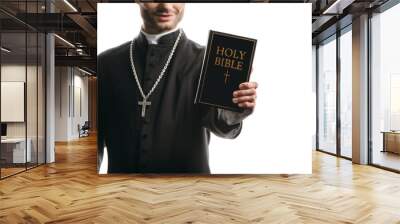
195,30,257,112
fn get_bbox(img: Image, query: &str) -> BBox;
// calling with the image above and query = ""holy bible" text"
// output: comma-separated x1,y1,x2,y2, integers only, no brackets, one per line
214,46,247,71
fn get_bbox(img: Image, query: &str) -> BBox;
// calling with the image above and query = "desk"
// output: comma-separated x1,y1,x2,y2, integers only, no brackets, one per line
1,138,31,163
381,131,400,154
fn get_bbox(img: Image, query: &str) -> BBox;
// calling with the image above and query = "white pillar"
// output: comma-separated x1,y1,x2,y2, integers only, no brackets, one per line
45,1,55,163
46,33,55,163
352,14,369,164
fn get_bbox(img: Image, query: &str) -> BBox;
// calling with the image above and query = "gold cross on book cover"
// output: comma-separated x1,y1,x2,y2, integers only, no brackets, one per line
195,30,257,112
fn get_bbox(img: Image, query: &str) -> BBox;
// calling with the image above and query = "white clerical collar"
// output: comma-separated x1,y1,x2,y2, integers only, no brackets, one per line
141,27,180,45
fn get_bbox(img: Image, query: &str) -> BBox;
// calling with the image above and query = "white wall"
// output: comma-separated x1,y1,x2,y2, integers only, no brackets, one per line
55,66,69,141
71,72,89,138
1,65,27,141
1,65,36,138
55,66,89,141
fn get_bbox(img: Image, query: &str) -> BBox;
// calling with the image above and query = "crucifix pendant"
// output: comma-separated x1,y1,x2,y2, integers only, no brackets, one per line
138,98,151,118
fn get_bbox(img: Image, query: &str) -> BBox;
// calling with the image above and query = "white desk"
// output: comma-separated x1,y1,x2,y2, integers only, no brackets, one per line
1,138,31,163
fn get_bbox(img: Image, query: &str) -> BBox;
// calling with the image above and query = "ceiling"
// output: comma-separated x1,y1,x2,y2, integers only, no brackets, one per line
0,0,393,75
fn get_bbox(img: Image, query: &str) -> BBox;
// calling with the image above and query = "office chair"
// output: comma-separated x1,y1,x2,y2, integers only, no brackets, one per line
79,121,90,138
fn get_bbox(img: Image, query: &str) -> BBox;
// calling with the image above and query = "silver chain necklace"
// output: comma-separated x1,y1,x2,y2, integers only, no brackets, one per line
129,29,183,118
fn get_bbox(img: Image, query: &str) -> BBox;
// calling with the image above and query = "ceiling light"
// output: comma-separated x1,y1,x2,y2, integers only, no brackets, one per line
78,67,92,76
63,0,78,12
54,34,75,48
1,47,11,53
322,0,354,15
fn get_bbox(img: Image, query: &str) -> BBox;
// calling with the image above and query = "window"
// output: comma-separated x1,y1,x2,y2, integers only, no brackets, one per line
370,2,400,171
339,27,352,158
318,35,337,155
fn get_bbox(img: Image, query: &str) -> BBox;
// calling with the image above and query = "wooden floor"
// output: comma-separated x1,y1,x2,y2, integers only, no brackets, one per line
0,167,26,178
1,163,44,178
372,150,400,171
1,135,400,224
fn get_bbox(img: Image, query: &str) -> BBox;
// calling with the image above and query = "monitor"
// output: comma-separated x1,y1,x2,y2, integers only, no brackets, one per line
1,123,7,137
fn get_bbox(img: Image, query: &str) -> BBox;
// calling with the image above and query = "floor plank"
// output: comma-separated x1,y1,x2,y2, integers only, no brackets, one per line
1,134,400,224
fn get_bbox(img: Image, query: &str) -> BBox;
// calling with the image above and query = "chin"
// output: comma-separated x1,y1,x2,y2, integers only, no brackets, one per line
156,23,176,32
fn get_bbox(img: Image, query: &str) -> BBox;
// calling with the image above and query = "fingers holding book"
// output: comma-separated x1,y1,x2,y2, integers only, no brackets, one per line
232,81,258,109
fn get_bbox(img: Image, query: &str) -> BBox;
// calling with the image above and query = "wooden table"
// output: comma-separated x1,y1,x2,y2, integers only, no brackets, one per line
381,131,400,154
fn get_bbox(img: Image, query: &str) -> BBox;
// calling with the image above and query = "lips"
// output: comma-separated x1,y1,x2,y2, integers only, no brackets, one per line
156,13,174,22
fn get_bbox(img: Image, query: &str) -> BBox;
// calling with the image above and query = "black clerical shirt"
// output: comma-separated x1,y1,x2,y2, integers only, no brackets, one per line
98,29,245,173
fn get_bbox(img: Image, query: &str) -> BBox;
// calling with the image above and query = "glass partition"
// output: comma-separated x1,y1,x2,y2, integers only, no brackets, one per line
317,35,337,155
0,1,46,179
1,31,28,177
371,3,400,171
38,31,45,165
339,27,352,158
27,30,38,169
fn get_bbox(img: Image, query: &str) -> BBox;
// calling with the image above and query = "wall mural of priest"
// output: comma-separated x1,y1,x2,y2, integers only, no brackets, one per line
97,3,258,174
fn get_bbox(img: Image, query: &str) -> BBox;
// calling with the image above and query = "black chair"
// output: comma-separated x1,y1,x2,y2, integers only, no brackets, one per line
78,121,90,138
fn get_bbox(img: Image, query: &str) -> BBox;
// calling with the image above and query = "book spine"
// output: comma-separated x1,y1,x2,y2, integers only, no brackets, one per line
194,30,214,105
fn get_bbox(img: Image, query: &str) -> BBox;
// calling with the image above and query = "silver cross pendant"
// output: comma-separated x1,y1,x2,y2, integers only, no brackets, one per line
138,98,151,118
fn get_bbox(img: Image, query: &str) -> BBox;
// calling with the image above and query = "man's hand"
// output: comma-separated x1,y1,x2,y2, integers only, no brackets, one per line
232,81,258,110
